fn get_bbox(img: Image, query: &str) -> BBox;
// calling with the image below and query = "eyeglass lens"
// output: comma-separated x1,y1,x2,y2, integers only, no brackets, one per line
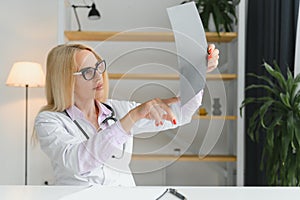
82,60,106,80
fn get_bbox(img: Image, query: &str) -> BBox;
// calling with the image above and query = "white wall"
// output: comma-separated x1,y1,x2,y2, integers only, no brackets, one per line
0,0,58,184
68,0,182,31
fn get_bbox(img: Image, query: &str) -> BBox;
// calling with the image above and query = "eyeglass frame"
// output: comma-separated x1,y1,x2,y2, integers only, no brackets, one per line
73,60,106,81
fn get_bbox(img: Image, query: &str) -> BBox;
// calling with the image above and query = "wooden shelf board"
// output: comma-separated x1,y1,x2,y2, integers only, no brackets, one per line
192,115,237,120
64,31,237,43
207,74,237,80
132,154,237,162
108,73,237,80
206,32,238,43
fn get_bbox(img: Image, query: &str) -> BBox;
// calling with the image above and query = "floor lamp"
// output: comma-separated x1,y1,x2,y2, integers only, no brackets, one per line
6,62,45,185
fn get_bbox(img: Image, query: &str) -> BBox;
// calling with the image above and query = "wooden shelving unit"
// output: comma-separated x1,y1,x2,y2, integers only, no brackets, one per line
62,18,243,184
57,1,245,186
64,31,238,43
132,154,237,162
108,73,237,80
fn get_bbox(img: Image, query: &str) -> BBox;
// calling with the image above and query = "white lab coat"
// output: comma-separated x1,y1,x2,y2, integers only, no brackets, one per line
35,93,202,186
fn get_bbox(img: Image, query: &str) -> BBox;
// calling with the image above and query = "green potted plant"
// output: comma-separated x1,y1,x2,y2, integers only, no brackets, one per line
240,61,300,186
194,0,240,34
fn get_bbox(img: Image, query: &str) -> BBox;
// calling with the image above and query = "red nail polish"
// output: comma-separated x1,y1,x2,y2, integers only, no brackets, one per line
208,54,213,59
172,119,177,125
208,48,212,54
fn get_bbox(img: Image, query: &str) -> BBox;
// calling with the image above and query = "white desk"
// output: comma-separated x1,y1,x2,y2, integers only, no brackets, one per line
0,186,83,200
1,186,300,200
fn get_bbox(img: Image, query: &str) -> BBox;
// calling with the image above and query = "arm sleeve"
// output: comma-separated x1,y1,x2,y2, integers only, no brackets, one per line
35,112,130,175
129,89,204,135
77,121,130,173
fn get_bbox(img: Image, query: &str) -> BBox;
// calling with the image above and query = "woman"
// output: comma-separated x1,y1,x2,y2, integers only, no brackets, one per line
35,43,219,186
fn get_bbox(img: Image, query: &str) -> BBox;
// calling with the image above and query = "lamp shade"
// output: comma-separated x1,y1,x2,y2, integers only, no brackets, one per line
88,3,101,19
6,61,45,87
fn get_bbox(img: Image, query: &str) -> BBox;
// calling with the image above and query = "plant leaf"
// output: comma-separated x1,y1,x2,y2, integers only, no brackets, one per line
264,62,287,90
246,73,274,87
294,116,300,147
265,115,282,147
212,4,222,34
280,93,292,108
281,113,292,163
259,100,274,128
240,97,273,116
245,84,277,96
247,108,262,141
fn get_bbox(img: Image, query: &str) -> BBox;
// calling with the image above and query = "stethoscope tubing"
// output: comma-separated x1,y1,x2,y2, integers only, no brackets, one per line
64,103,125,159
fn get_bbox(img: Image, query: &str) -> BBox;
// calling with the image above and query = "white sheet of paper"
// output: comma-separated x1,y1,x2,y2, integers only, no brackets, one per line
167,2,207,105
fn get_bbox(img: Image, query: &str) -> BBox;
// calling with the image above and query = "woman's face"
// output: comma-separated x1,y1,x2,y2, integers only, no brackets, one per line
74,50,105,102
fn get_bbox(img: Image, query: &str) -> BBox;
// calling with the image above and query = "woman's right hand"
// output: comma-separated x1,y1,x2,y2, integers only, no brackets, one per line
120,97,179,133
207,44,219,73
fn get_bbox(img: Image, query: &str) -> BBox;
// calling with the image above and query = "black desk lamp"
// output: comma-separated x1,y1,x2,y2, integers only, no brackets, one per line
72,2,101,31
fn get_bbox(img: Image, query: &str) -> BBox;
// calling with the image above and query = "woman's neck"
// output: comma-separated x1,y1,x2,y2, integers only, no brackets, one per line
75,99,101,130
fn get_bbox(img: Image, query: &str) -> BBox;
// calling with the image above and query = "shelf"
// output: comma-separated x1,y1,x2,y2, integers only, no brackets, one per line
132,154,237,162
192,115,237,120
206,32,238,43
64,31,237,43
207,74,237,80
108,73,237,80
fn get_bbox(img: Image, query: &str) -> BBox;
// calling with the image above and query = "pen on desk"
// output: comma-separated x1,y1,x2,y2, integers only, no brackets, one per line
155,189,169,200
169,188,187,200
156,188,187,200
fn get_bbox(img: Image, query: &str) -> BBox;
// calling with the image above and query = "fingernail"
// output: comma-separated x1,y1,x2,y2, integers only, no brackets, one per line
172,119,177,125
208,54,213,59
160,121,163,125
208,48,212,55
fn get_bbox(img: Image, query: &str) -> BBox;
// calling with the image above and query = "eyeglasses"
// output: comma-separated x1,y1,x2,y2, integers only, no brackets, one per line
73,60,106,81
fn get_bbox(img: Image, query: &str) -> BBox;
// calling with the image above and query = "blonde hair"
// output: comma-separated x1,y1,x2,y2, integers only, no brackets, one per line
40,43,109,113
32,43,109,144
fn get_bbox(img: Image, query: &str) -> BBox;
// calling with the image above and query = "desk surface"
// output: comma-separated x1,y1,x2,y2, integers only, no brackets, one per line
0,185,82,200
1,185,300,200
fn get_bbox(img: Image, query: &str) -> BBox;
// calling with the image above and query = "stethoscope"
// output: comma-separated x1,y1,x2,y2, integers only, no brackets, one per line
64,103,125,159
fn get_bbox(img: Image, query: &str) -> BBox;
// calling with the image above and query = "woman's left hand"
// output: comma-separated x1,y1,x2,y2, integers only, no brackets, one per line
207,44,219,73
